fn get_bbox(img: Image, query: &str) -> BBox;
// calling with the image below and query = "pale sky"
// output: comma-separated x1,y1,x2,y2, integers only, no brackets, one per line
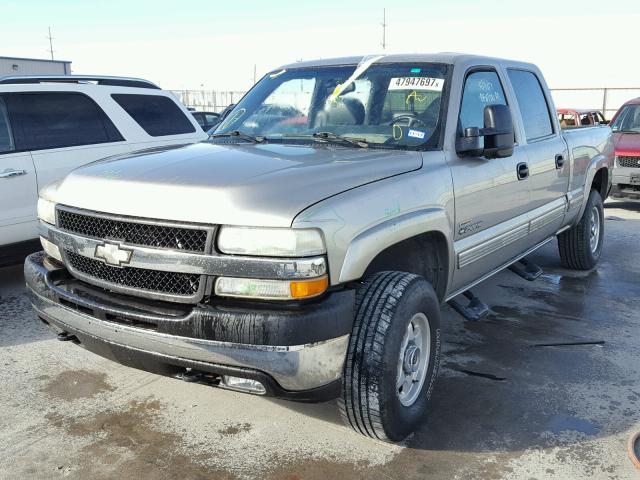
2,0,639,93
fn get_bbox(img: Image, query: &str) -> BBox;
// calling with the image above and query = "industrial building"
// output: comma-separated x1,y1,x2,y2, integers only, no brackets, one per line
0,56,71,77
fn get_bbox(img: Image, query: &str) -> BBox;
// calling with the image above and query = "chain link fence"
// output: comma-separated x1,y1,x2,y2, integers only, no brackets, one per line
550,88,640,120
170,90,247,113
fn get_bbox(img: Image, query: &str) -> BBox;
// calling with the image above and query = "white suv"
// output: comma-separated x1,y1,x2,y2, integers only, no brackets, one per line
0,75,207,263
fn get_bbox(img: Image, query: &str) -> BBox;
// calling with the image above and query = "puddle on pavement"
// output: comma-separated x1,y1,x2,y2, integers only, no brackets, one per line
547,414,601,435
41,370,115,401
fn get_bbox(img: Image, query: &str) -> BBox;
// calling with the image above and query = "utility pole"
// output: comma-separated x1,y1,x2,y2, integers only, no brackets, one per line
47,27,54,60
380,8,387,50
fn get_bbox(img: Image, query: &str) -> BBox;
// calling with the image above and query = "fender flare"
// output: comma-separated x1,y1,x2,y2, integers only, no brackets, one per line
575,153,612,223
338,207,453,284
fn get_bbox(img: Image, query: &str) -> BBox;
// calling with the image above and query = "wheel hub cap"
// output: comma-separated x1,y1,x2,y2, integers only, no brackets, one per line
396,312,431,407
590,205,600,254
403,344,421,374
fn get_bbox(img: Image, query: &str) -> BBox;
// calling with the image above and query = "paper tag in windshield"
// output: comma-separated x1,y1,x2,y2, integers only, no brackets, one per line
388,77,444,92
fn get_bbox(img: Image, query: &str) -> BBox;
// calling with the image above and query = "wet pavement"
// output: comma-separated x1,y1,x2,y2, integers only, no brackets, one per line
0,200,639,479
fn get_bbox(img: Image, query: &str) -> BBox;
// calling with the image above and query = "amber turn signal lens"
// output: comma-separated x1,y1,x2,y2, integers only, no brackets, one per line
289,276,329,299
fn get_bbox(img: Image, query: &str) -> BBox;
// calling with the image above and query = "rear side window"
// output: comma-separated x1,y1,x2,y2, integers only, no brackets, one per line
6,93,123,151
459,70,507,131
112,94,196,136
507,70,554,140
0,98,15,153
558,112,576,127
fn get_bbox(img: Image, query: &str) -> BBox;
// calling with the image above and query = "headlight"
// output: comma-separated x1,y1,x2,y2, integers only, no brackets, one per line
215,276,329,300
217,226,325,257
37,197,57,225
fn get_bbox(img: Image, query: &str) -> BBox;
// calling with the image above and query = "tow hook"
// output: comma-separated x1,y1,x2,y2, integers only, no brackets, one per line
56,332,79,343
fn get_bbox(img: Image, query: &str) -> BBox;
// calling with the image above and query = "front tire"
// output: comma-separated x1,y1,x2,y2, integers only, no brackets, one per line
558,189,604,270
338,271,441,442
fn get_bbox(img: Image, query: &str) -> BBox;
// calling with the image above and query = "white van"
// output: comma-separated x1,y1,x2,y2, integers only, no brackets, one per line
0,75,207,263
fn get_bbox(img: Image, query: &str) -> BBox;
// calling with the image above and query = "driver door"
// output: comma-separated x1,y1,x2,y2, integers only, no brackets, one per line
449,68,532,293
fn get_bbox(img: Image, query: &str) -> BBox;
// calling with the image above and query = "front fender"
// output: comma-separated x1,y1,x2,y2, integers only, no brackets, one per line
292,157,455,288
338,207,452,283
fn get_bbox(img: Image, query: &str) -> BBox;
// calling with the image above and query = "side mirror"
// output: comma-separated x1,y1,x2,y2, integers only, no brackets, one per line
456,104,515,159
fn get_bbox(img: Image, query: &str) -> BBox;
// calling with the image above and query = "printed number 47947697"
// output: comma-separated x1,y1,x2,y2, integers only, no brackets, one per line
395,77,438,88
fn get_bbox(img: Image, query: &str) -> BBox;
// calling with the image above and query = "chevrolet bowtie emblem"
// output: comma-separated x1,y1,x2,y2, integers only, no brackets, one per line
94,241,133,267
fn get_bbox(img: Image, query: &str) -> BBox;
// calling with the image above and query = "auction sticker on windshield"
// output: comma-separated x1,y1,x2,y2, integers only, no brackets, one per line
389,77,444,91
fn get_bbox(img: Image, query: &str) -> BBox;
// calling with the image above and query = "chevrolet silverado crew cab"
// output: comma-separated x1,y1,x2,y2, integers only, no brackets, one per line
26,54,613,442
0,75,206,264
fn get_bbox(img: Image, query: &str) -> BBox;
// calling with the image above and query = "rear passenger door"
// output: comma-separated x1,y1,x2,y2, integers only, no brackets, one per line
6,92,132,191
506,69,569,243
449,68,532,293
0,96,38,245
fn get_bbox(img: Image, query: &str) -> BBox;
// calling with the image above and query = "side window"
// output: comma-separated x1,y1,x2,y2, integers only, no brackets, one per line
558,112,576,127
459,70,507,131
111,94,196,137
7,93,123,151
507,70,554,140
205,113,219,124
0,97,15,153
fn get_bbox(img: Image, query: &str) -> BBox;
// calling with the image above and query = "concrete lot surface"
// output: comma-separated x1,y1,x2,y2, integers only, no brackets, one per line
0,201,639,479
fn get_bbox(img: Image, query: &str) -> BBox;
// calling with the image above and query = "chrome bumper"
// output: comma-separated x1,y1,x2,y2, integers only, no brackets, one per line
30,288,349,391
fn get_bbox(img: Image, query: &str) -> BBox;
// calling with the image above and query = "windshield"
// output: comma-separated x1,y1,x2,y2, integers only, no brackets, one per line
212,62,450,149
611,104,640,133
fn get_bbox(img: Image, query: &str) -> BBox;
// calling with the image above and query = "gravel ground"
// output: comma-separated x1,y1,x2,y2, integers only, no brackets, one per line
0,200,638,479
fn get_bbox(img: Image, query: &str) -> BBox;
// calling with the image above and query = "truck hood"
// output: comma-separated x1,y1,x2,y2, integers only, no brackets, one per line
46,142,422,227
613,132,640,156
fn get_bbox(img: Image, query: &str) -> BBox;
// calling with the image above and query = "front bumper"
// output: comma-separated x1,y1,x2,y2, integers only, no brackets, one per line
610,166,640,201
25,252,355,401
610,180,640,201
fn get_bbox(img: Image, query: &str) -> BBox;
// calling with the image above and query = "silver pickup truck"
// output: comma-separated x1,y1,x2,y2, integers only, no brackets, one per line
26,53,613,442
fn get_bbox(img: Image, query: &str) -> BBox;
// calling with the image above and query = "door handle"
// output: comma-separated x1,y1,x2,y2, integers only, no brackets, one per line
517,162,529,180
555,154,565,169
0,169,27,179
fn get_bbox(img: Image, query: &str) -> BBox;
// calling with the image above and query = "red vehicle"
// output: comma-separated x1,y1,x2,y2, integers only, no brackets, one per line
557,108,608,128
609,98,640,201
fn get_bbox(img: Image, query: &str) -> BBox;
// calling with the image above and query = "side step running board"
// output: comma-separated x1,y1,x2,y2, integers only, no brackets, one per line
509,257,543,281
447,290,490,322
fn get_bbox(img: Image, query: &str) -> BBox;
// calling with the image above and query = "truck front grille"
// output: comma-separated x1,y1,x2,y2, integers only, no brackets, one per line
617,156,640,168
58,208,209,253
65,250,202,298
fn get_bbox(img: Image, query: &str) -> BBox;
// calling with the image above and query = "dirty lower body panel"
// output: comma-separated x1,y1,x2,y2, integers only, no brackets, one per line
24,252,354,402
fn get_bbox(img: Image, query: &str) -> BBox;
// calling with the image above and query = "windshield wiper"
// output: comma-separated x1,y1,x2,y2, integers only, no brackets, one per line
209,130,265,143
312,131,369,148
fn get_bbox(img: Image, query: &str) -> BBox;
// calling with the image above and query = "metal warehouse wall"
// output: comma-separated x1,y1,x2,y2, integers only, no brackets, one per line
0,57,71,76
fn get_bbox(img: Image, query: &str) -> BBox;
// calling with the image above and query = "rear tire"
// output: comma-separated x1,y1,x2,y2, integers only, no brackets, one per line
558,189,604,270
338,271,441,442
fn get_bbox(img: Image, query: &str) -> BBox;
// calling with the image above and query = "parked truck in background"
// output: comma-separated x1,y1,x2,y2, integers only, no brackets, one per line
608,97,640,201
26,54,613,442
